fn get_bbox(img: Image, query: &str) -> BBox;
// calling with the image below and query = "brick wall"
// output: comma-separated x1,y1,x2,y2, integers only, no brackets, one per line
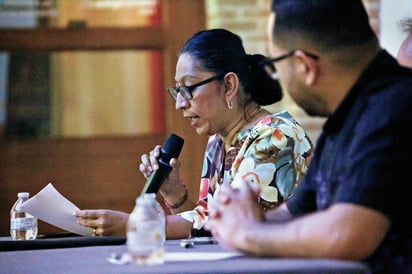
206,0,380,59
206,0,272,54
205,0,381,142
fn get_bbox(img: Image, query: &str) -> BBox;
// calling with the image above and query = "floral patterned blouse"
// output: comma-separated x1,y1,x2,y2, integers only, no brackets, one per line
180,110,313,230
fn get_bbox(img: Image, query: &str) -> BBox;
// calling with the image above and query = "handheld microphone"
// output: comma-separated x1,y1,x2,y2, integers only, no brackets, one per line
140,134,184,195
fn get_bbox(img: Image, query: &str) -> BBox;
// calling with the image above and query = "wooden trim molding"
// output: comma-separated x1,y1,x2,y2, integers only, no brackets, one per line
0,27,164,51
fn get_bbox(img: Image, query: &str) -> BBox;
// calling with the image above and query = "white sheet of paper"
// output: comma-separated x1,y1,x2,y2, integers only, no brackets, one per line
165,252,242,261
20,183,93,236
107,252,242,265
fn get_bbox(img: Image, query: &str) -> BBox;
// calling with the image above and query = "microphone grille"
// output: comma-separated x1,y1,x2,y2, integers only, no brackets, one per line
162,134,184,159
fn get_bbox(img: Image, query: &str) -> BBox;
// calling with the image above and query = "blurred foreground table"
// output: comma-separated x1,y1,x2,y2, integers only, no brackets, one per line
0,237,370,274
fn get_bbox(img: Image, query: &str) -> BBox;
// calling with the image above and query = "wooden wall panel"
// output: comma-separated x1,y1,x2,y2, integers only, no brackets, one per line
0,0,207,236
0,135,164,235
162,0,209,192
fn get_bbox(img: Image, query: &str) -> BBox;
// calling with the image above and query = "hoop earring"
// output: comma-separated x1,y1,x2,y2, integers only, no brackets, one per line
227,100,233,109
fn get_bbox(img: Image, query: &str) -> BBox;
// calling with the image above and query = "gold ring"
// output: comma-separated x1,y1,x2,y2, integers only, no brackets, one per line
92,228,96,236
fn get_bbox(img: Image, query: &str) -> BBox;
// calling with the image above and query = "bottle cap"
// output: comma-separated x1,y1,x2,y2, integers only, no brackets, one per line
143,193,156,199
17,192,30,198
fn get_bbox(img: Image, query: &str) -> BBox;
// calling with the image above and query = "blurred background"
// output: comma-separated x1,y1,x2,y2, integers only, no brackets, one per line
0,0,410,236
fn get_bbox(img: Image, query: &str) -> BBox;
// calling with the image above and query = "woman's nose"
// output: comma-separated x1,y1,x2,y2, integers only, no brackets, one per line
175,93,189,109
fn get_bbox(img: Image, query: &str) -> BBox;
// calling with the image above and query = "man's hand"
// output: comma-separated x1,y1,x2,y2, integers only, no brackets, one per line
206,180,264,251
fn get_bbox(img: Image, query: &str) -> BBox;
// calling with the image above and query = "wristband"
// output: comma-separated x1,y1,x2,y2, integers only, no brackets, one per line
164,184,188,209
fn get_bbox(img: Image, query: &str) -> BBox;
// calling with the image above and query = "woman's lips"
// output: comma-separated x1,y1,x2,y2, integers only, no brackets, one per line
188,116,199,127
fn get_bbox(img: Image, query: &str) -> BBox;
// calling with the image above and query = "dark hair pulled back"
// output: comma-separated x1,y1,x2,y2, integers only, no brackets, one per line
179,28,282,106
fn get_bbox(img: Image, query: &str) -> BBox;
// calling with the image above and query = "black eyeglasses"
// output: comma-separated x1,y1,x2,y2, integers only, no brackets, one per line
259,50,319,80
167,73,225,101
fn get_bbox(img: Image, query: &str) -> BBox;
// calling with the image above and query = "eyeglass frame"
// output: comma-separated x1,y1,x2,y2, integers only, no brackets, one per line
167,73,226,101
259,50,319,79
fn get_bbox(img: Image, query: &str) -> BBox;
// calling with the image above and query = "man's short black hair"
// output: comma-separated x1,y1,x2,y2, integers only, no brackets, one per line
270,0,378,51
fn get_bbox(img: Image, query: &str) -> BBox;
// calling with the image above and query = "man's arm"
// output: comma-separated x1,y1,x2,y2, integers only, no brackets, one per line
264,202,294,222
207,181,390,260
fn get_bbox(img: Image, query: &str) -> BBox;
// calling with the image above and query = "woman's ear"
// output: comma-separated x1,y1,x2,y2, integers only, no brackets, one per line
223,72,239,101
294,50,319,86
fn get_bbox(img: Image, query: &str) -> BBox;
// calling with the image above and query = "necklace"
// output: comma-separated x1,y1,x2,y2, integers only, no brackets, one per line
225,104,264,149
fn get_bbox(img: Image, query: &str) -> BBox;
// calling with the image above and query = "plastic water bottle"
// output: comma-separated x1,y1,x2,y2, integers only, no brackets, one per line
145,193,166,244
127,193,165,265
10,192,38,240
